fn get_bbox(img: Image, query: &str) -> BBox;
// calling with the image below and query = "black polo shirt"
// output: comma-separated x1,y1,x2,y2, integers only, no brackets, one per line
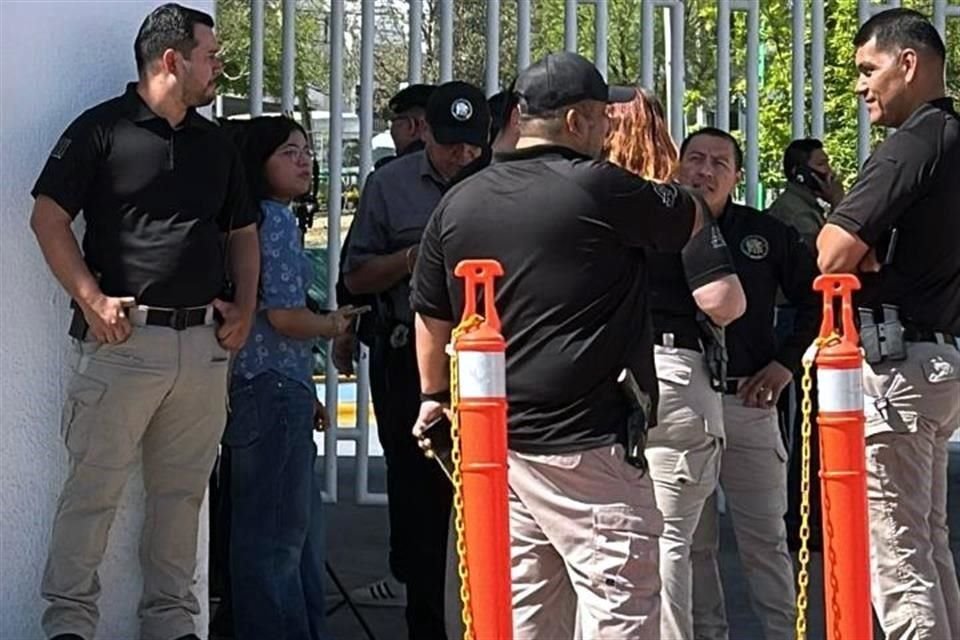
411,145,695,454
828,98,960,334
32,83,257,308
717,202,820,376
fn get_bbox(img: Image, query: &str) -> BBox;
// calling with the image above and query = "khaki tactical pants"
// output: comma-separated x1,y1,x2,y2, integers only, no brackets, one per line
691,395,796,640
647,346,724,640
862,341,960,640
41,325,229,640
508,445,663,639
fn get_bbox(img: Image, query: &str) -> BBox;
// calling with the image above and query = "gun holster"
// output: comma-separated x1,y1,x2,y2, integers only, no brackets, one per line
859,305,906,364
618,368,652,476
68,303,89,341
697,314,728,392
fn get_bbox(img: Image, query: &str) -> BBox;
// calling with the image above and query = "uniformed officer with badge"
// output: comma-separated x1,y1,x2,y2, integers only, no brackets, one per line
342,80,489,639
672,128,820,640
817,9,960,639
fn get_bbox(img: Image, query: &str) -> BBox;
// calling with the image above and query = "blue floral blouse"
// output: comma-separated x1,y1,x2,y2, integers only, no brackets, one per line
232,199,315,390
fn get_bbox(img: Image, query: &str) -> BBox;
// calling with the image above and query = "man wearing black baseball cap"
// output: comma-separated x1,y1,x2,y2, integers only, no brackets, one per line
342,80,488,639
412,52,741,637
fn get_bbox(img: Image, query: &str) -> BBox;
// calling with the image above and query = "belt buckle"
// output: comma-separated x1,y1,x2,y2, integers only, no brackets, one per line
170,309,189,331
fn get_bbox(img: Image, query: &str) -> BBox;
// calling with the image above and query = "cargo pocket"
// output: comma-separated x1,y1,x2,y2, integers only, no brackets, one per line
61,373,108,458
222,383,262,448
590,506,660,605
673,441,720,485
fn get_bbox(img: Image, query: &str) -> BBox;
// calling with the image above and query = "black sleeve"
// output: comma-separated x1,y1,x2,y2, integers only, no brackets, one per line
681,217,737,289
587,162,696,253
410,203,454,321
828,132,936,246
774,224,821,371
219,144,259,231
31,113,104,218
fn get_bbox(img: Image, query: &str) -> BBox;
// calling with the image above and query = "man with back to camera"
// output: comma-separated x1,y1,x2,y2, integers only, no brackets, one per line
410,52,745,638
817,8,960,639
342,81,490,638
671,128,820,640
28,4,260,640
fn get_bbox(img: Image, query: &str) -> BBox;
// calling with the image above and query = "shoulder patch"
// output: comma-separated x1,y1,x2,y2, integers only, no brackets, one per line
50,136,71,160
652,183,678,208
740,234,769,260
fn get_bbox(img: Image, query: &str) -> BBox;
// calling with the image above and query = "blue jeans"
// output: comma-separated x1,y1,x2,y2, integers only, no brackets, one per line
224,370,318,640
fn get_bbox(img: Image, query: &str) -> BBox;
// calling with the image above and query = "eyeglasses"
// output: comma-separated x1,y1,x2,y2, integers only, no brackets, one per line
277,146,316,161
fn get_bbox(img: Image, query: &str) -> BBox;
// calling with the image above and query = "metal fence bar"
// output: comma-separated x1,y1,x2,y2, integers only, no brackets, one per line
594,0,609,80
280,0,295,113
667,2,685,145
565,0,578,52
857,0,901,166
408,0,423,84
933,0,960,41
716,0,731,131
354,347,386,505
249,0,264,116
745,1,759,208
486,0,501,95
359,0,374,184
439,0,453,82
323,0,345,503
791,0,805,139
518,0,531,72
811,0,825,138
641,0,654,89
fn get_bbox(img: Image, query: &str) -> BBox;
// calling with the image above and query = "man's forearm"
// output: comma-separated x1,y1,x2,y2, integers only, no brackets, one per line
30,198,102,307
415,313,454,394
228,225,260,311
344,248,411,295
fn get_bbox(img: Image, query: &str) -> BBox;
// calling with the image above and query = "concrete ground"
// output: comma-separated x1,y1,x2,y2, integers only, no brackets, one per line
322,450,960,640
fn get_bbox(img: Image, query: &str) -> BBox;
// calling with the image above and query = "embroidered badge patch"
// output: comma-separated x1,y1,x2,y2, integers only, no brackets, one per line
740,234,769,260
50,136,72,160
925,356,955,383
451,98,473,121
651,183,678,208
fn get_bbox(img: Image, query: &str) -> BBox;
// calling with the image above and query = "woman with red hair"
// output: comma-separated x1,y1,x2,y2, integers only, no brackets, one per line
604,86,678,182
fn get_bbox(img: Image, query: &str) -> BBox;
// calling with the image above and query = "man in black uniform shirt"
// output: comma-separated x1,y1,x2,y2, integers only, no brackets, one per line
411,52,738,638
673,128,820,640
817,9,959,639
28,5,259,640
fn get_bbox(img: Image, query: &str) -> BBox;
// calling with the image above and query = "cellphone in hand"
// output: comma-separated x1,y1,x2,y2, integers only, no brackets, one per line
421,415,453,481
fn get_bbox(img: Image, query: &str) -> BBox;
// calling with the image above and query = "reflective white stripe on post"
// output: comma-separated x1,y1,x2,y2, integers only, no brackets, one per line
818,368,864,412
458,352,506,399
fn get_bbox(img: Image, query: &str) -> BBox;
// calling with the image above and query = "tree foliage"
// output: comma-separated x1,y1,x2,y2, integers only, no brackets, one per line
217,0,959,197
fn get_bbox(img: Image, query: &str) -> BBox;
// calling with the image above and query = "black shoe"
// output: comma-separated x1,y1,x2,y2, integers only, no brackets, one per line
51,635,86,640
174,636,201,640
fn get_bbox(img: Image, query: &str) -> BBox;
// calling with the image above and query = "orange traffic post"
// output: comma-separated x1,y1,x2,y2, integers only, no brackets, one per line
452,259,512,640
812,274,872,640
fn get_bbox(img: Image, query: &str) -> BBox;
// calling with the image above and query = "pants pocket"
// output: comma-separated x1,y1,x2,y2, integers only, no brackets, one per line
590,505,661,603
61,373,108,457
674,441,720,485
223,383,262,448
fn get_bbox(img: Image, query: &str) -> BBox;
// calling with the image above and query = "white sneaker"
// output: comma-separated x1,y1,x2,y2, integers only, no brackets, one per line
346,575,407,608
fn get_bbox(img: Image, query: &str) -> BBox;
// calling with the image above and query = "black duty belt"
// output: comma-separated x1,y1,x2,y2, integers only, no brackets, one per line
130,306,212,331
654,332,702,352
903,327,960,348
721,379,741,395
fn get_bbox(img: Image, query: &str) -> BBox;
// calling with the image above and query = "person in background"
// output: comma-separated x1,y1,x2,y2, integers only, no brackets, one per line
30,5,259,639
224,116,356,640
375,83,437,170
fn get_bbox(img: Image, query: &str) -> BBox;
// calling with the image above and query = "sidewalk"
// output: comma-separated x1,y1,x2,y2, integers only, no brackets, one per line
323,450,960,639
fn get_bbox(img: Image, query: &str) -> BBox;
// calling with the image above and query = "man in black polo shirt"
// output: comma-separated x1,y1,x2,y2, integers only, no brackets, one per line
672,128,819,640
411,52,731,638
817,9,959,639
28,5,259,640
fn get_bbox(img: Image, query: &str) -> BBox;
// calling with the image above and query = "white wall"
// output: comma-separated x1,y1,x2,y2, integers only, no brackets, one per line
0,2,214,638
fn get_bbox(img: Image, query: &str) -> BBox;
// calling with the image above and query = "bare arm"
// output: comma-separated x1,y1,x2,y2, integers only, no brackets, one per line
29,196,133,343
817,223,871,274
415,312,455,394
267,307,354,340
691,274,747,327
213,223,260,351
343,246,415,295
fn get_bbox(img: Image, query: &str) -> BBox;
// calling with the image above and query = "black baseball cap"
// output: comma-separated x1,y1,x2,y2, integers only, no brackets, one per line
515,52,634,116
425,81,490,148
389,83,436,115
